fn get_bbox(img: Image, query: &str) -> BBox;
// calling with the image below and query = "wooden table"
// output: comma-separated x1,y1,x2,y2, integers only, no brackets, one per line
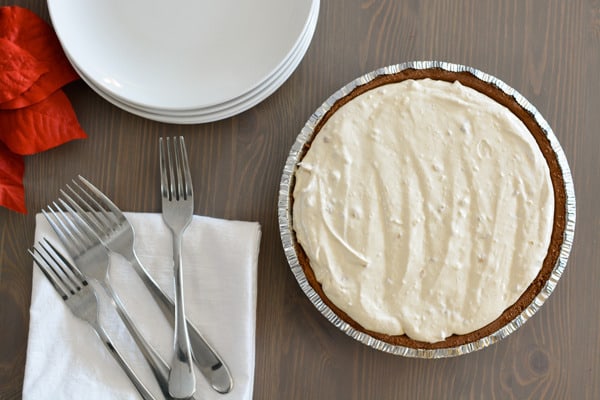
1,0,598,398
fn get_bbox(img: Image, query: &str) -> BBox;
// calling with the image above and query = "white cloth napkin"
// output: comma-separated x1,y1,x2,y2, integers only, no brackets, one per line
23,212,261,400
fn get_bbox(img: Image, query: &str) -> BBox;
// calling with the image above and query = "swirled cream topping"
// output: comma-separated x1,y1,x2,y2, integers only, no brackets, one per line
293,78,554,343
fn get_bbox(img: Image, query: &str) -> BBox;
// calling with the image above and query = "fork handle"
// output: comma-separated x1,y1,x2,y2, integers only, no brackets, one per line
126,251,234,394
101,282,172,398
102,283,201,400
91,322,158,400
168,233,196,399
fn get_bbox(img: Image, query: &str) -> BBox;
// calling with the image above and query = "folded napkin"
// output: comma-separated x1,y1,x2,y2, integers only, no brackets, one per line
23,212,261,400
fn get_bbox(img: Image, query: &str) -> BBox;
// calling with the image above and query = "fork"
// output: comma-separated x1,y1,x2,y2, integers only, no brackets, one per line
29,239,157,400
43,199,187,399
159,136,196,399
63,175,233,394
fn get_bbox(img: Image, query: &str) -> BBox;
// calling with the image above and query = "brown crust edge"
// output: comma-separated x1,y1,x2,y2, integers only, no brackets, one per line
291,68,567,350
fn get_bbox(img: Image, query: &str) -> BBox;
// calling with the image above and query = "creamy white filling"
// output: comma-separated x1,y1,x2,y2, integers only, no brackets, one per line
293,78,554,343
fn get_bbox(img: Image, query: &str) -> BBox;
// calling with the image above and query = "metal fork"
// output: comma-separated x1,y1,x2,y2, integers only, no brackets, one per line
43,199,187,400
29,239,157,400
59,175,233,394
159,136,195,399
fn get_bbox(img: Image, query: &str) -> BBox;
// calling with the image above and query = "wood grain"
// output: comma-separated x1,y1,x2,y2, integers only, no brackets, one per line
1,0,599,399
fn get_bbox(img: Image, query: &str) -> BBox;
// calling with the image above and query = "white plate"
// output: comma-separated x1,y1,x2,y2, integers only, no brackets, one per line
68,5,318,124
98,0,319,116
48,0,317,110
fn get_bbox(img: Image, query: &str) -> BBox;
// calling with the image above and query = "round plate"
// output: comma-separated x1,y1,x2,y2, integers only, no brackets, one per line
48,0,317,110
66,3,318,124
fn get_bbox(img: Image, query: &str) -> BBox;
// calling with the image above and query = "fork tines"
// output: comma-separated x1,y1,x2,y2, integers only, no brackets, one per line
43,176,125,249
29,239,88,299
160,136,193,202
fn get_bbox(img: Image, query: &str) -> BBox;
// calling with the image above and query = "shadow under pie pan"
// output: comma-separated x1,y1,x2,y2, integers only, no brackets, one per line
278,61,576,358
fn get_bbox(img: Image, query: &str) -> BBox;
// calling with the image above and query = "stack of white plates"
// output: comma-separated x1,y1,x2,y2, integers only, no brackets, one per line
47,0,319,124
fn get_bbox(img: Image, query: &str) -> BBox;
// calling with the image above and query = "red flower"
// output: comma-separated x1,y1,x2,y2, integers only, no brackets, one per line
0,37,47,103
0,6,86,213
0,6,79,109
0,140,25,213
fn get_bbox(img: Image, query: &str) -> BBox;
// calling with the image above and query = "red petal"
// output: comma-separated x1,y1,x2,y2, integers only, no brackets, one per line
0,37,48,103
0,6,79,109
0,140,26,213
0,89,87,155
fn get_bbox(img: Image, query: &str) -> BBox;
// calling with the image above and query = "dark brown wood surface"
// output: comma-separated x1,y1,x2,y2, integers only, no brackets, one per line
1,0,599,398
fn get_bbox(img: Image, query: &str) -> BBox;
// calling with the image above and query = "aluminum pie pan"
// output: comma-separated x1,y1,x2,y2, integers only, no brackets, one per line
278,61,576,358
